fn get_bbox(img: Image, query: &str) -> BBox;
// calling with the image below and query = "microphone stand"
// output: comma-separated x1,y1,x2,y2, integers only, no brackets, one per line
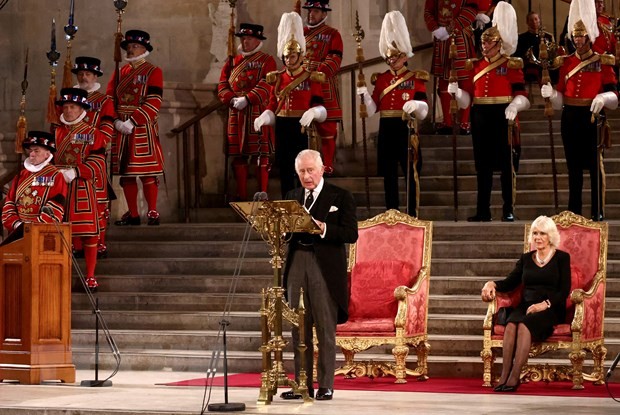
207,320,245,412
42,206,121,387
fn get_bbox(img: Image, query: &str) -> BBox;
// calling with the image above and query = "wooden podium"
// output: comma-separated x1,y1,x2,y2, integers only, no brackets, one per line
0,223,75,384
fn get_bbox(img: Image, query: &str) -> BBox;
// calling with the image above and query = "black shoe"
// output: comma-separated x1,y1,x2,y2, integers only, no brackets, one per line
500,383,520,392
315,387,333,400
147,210,160,226
493,383,506,392
467,214,492,222
115,211,141,226
501,213,515,222
459,127,471,135
72,249,84,259
591,214,605,222
280,388,314,399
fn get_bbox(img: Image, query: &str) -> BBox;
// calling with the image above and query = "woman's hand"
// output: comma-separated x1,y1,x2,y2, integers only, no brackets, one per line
526,301,548,314
481,281,496,301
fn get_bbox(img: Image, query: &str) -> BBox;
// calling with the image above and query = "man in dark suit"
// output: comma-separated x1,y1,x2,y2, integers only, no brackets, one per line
280,149,358,401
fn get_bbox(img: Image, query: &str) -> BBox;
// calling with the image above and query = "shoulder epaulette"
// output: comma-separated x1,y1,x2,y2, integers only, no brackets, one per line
266,70,279,85
599,53,616,66
310,71,326,83
465,58,478,71
370,72,380,86
552,55,566,69
413,70,430,81
507,57,524,69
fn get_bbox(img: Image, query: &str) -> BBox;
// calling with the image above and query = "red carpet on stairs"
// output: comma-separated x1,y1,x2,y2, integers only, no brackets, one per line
161,373,620,398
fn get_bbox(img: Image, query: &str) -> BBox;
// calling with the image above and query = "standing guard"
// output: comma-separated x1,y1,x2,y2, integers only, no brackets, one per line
541,0,618,221
356,11,429,217
72,56,115,258
449,2,530,222
107,29,165,226
254,12,327,198
302,0,342,173
424,0,478,135
218,23,277,200
55,88,109,291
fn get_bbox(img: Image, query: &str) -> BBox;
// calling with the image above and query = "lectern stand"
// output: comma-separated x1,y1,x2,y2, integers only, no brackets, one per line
0,223,75,384
230,200,321,405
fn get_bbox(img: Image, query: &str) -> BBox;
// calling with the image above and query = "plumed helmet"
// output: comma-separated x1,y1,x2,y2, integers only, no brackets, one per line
481,1,518,56
568,0,599,41
277,12,306,57
378,11,414,59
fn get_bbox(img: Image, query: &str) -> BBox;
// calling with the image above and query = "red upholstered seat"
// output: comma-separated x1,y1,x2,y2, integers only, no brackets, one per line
481,211,608,389
335,210,432,383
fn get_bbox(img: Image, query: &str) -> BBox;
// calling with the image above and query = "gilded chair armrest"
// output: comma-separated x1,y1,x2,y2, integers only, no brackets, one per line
394,268,430,337
482,299,496,330
570,271,606,339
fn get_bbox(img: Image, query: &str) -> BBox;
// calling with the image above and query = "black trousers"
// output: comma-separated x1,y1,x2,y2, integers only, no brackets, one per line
561,105,604,217
471,104,514,217
377,117,422,217
275,117,309,198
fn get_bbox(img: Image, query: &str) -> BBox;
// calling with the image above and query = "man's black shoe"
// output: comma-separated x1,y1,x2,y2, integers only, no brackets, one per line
280,388,314,399
591,214,605,222
467,214,492,222
459,127,471,135
115,211,141,226
315,388,333,400
501,213,515,222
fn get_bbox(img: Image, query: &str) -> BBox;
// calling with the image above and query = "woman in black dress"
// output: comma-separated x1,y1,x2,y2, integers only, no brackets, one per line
481,216,571,392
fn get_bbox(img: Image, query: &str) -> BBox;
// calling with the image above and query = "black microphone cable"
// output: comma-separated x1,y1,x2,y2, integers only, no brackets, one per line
605,351,620,403
200,191,268,414
42,206,121,386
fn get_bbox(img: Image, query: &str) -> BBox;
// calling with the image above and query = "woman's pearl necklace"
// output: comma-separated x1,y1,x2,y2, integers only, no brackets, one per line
536,248,554,265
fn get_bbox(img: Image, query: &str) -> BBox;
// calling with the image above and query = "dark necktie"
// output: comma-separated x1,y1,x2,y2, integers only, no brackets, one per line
305,190,314,209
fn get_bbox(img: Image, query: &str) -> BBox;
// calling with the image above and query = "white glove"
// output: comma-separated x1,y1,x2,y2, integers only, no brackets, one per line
232,97,248,110
591,91,619,113
114,119,124,132
474,13,490,30
505,95,530,121
253,110,275,131
540,82,556,99
432,26,450,41
300,106,327,127
402,100,418,114
61,168,76,183
356,86,368,96
447,82,460,95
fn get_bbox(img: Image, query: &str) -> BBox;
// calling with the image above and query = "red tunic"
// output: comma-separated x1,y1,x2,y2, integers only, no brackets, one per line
593,14,618,56
106,60,164,176
465,56,527,100
86,90,115,206
304,23,343,121
424,0,478,80
265,68,325,116
55,122,107,237
2,165,67,233
218,50,277,156
555,52,617,100
371,68,429,115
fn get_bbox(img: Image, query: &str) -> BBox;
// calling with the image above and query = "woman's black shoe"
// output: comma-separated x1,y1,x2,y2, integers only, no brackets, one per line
500,383,520,392
493,383,506,392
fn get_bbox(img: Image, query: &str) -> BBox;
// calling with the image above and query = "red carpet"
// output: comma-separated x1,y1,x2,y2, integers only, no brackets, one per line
161,373,620,398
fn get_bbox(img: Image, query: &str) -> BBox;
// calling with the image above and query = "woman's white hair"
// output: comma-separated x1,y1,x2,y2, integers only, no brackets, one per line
528,215,561,248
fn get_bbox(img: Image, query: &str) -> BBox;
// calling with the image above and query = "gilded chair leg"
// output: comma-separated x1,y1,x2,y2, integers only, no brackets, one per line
415,341,430,381
569,349,586,390
592,344,607,385
392,344,410,384
481,348,495,387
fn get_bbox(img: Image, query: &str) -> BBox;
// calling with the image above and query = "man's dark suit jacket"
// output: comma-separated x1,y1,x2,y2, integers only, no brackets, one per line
284,181,358,324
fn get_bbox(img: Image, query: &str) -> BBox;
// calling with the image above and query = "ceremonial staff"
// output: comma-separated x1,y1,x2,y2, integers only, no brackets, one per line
538,31,559,212
61,0,78,89
112,0,128,189
353,11,371,215
46,19,61,129
15,48,28,154
448,31,459,222
223,0,237,203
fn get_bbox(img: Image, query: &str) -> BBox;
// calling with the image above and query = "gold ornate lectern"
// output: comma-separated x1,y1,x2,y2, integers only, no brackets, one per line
230,200,321,405
0,223,74,384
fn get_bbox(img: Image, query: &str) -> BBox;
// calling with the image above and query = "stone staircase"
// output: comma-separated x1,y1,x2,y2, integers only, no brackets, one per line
70,98,620,380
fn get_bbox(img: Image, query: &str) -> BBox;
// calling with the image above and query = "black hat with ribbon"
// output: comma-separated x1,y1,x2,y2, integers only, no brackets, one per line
235,23,267,40
72,56,103,76
23,130,56,153
56,87,91,110
302,0,331,11
121,29,154,52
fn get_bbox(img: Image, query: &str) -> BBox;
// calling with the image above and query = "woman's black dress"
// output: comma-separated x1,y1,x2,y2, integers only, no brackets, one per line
495,249,571,342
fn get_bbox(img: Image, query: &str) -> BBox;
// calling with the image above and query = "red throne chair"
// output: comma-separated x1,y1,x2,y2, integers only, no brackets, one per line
481,211,608,389
335,209,432,383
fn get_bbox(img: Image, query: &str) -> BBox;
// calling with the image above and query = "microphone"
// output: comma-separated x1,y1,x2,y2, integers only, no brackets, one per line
41,206,53,216
607,352,620,380
253,191,268,201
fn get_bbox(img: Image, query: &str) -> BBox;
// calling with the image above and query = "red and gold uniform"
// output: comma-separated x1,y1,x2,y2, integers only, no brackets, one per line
555,50,617,217
465,55,527,219
265,67,324,197
2,166,66,233
594,13,618,55
304,21,343,170
55,122,108,237
218,49,277,199
424,0,478,130
370,68,429,217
